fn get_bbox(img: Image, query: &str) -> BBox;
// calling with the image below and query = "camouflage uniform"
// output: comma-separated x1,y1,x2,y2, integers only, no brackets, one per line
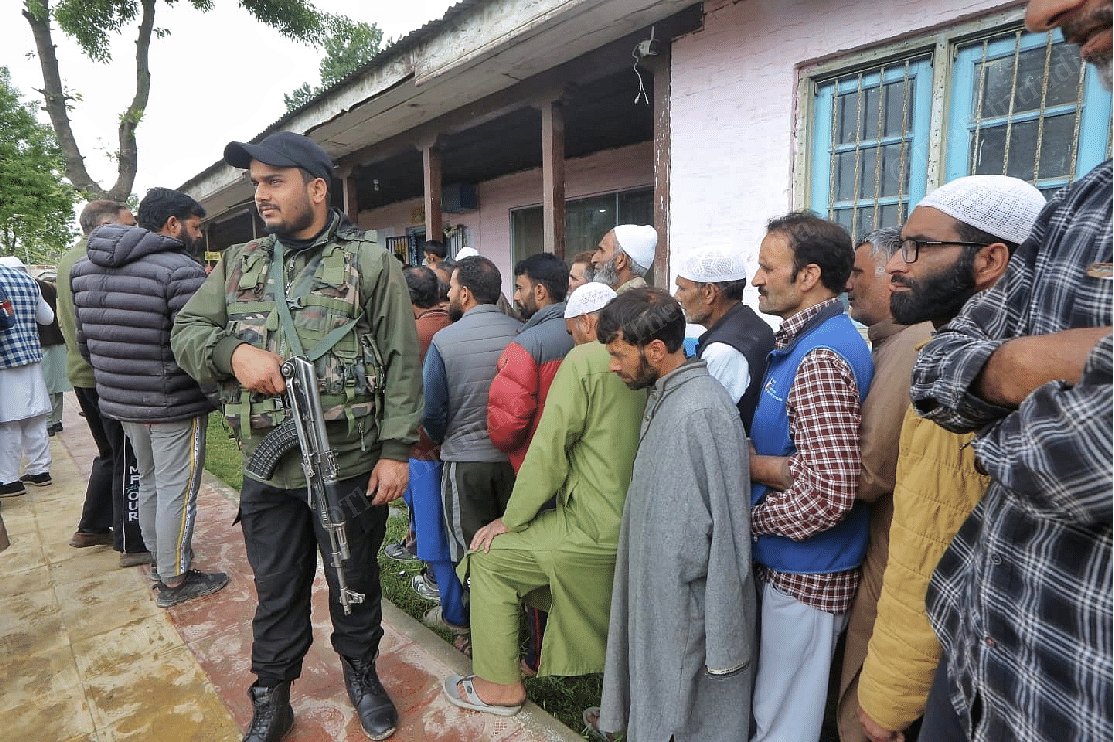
171,211,422,686
172,211,422,485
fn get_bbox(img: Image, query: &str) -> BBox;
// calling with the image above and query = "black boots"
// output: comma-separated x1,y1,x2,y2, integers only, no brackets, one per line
243,681,294,742
341,656,398,740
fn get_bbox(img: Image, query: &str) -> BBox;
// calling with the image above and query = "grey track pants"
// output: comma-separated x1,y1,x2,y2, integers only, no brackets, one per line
120,417,206,580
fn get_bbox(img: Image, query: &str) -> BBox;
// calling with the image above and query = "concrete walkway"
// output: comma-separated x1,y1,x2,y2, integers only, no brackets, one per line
0,393,583,742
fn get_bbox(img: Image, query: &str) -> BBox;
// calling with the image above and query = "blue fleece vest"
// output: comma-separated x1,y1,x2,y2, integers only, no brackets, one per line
750,309,873,574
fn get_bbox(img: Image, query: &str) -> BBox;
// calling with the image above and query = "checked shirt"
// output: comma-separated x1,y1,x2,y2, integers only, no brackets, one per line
911,161,1112,741
752,298,863,615
0,266,46,369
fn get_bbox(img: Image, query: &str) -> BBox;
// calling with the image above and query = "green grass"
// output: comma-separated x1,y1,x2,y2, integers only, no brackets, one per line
202,413,600,739
204,412,242,491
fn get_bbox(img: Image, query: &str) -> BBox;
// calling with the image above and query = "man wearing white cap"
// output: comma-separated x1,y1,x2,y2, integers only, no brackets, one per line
443,281,646,716
910,22,1111,725
674,245,774,432
592,224,656,293
850,176,1045,742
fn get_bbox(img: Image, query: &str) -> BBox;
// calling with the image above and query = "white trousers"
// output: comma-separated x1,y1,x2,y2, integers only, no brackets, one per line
0,414,51,484
751,582,848,742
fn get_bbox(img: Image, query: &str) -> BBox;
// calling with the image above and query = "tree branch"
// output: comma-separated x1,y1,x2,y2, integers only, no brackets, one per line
21,0,103,198
109,0,155,202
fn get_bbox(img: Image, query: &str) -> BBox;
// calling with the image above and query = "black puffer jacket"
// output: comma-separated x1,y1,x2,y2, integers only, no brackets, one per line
71,223,214,423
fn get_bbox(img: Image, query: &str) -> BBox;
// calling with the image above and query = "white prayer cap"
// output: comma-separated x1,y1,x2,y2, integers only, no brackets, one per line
564,282,617,319
676,244,749,283
915,175,1046,246
454,246,479,260
0,256,26,271
613,224,657,269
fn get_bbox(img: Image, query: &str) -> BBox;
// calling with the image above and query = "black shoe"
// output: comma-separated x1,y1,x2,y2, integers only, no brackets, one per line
20,472,51,487
341,656,397,740
156,570,229,608
243,681,294,742
0,481,26,497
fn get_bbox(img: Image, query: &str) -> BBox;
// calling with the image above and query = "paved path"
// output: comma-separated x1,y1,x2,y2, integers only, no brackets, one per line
0,393,582,742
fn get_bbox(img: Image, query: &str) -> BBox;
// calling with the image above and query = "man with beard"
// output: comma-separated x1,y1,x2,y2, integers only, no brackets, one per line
592,287,755,742
72,187,224,608
485,252,574,672
421,255,521,615
443,282,644,717
836,226,933,742
673,244,774,432
592,224,657,293
909,2,1112,733
853,176,1045,742
488,253,574,471
748,212,873,742
173,132,422,742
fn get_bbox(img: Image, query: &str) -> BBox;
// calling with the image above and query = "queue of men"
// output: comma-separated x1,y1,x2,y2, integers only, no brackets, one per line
5,1,1107,739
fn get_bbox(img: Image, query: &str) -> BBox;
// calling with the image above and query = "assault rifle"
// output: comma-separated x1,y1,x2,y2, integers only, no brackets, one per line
246,356,365,614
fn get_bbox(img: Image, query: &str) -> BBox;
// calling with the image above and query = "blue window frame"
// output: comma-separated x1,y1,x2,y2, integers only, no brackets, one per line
810,25,1113,225
948,29,1112,196
811,56,933,239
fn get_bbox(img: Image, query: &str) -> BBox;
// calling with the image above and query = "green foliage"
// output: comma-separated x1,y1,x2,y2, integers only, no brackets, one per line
52,0,324,63
0,66,77,264
285,15,384,112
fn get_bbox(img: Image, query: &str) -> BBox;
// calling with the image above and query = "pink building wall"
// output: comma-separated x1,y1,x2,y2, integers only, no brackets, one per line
668,0,1019,305
358,141,653,293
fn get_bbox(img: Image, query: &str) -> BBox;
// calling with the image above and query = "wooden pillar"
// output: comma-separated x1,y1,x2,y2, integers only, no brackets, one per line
649,49,671,286
422,145,443,242
541,100,566,258
341,168,360,221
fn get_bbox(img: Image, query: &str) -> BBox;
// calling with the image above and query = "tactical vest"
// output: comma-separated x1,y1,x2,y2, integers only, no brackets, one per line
217,228,385,446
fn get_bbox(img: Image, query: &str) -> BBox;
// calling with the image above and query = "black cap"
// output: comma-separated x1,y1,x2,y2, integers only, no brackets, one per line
224,131,334,182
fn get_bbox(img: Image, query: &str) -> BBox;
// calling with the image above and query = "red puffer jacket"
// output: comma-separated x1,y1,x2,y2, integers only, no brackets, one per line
487,301,573,471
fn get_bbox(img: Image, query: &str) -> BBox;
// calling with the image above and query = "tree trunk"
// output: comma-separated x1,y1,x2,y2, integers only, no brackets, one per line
21,0,154,203
22,0,103,199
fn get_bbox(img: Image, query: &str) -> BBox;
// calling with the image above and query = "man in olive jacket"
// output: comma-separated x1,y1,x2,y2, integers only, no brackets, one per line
172,132,421,742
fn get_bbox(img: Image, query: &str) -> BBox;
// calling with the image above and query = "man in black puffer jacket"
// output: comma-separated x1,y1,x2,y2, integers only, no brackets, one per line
72,187,226,609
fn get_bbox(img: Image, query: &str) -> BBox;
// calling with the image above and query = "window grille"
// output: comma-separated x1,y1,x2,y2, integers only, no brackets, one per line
807,23,1112,225
811,56,932,239
948,28,1111,196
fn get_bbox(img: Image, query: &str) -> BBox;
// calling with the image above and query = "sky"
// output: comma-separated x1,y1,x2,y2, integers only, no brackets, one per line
0,1,456,203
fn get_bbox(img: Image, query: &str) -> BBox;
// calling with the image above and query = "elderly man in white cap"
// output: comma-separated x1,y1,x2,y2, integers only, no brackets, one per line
0,256,54,497
442,282,647,716
853,175,1047,742
592,224,657,293
674,245,774,432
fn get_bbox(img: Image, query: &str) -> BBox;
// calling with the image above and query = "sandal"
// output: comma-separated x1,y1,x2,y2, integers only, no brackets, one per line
442,674,522,716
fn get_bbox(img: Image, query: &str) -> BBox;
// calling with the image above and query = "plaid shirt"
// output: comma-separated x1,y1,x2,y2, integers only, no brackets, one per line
0,266,45,370
753,298,862,615
911,161,1112,741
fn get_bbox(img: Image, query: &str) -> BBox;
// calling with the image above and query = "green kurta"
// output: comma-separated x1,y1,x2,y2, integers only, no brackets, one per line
465,340,646,682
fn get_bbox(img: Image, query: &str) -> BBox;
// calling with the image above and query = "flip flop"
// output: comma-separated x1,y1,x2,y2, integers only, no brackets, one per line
442,674,522,717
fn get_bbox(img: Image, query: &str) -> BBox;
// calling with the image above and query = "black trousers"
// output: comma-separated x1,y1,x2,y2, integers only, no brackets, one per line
74,386,147,552
920,657,969,741
240,472,387,685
